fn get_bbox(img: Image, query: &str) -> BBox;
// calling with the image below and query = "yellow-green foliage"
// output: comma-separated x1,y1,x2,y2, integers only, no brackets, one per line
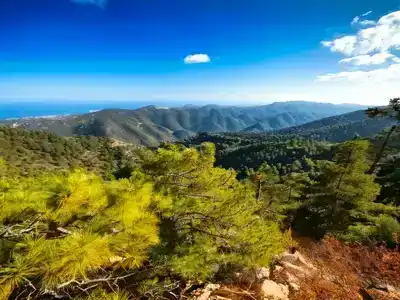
74,288,130,300
138,143,293,280
0,144,293,298
0,169,161,298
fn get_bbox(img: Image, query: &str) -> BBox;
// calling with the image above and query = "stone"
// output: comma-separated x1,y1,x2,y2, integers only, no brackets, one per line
235,267,270,283
196,284,221,300
197,290,212,300
280,251,316,271
256,267,270,280
289,282,300,291
285,271,300,285
281,261,311,277
280,252,298,265
204,284,221,291
260,279,289,300
274,265,284,272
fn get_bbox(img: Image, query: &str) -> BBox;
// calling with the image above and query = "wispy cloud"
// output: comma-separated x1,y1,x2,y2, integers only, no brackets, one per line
184,54,211,64
70,0,107,8
339,52,400,66
316,63,400,82
358,20,377,26
361,10,372,17
317,64,400,83
351,16,360,25
351,11,376,26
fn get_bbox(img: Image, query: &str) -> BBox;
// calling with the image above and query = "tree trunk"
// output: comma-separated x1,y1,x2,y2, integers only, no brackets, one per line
256,178,262,201
333,142,357,214
367,124,397,174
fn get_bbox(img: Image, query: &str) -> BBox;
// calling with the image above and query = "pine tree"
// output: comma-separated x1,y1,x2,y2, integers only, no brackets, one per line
375,154,400,206
294,140,381,238
137,143,292,280
366,97,400,174
247,163,309,225
0,169,162,299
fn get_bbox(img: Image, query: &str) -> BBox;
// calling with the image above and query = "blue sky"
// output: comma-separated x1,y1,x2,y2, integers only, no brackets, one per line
1,0,400,105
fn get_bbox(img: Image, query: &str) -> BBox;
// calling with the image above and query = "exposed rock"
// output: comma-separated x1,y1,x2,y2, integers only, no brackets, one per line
196,284,221,300
363,288,400,300
281,261,312,277
271,249,317,290
387,284,400,296
285,271,301,286
289,282,300,291
260,279,289,300
279,252,298,265
280,251,317,271
274,265,284,273
235,267,270,284
197,290,213,300
256,267,270,280
368,283,400,299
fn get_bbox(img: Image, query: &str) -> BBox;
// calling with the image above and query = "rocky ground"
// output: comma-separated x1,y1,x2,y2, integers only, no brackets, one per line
191,237,400,300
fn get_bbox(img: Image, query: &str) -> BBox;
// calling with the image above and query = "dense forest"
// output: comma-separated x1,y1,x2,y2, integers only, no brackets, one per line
0,127,137,178
0,99,400,300
181,133,333,177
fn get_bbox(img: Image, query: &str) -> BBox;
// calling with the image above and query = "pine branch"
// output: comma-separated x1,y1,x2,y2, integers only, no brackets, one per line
56,271,140,291
180,226,231,240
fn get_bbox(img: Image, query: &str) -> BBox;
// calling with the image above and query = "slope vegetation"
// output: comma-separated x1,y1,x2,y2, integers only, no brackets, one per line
182,109,396,175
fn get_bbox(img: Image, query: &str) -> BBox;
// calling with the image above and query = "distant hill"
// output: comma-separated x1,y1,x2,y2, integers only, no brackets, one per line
276,109,397,142
181,109,396,175
1,101,366,146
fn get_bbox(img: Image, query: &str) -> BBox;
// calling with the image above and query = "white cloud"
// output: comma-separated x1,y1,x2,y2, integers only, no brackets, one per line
321,36,357,56
317,10,400,103
184,54,211,64
339,52,399,65
322,10,400,56
70,0,107,8
316,63,400,82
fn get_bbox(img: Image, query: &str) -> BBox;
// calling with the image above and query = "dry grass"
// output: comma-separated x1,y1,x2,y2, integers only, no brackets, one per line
293,236,400,300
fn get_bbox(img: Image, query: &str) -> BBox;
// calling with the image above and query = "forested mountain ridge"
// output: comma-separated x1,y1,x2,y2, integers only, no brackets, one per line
181,133,333,177
0,101,365,146
0,126,136,177
181,107,397,176
277,109,397,142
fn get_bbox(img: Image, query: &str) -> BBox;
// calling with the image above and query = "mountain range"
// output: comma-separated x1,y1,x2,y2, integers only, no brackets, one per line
1,101,367,146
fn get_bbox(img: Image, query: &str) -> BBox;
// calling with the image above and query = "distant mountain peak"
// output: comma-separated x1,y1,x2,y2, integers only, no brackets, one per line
0,101,367,147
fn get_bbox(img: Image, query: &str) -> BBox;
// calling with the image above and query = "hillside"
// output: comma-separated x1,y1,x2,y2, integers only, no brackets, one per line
277,109,397,142
1,101,365,146
0,126,135,177
182,109,397,175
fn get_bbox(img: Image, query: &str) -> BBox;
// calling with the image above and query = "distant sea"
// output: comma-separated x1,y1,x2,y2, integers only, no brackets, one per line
0,101,185,120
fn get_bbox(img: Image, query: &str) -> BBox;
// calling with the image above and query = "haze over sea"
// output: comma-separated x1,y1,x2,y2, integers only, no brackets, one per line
0,101,187,120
